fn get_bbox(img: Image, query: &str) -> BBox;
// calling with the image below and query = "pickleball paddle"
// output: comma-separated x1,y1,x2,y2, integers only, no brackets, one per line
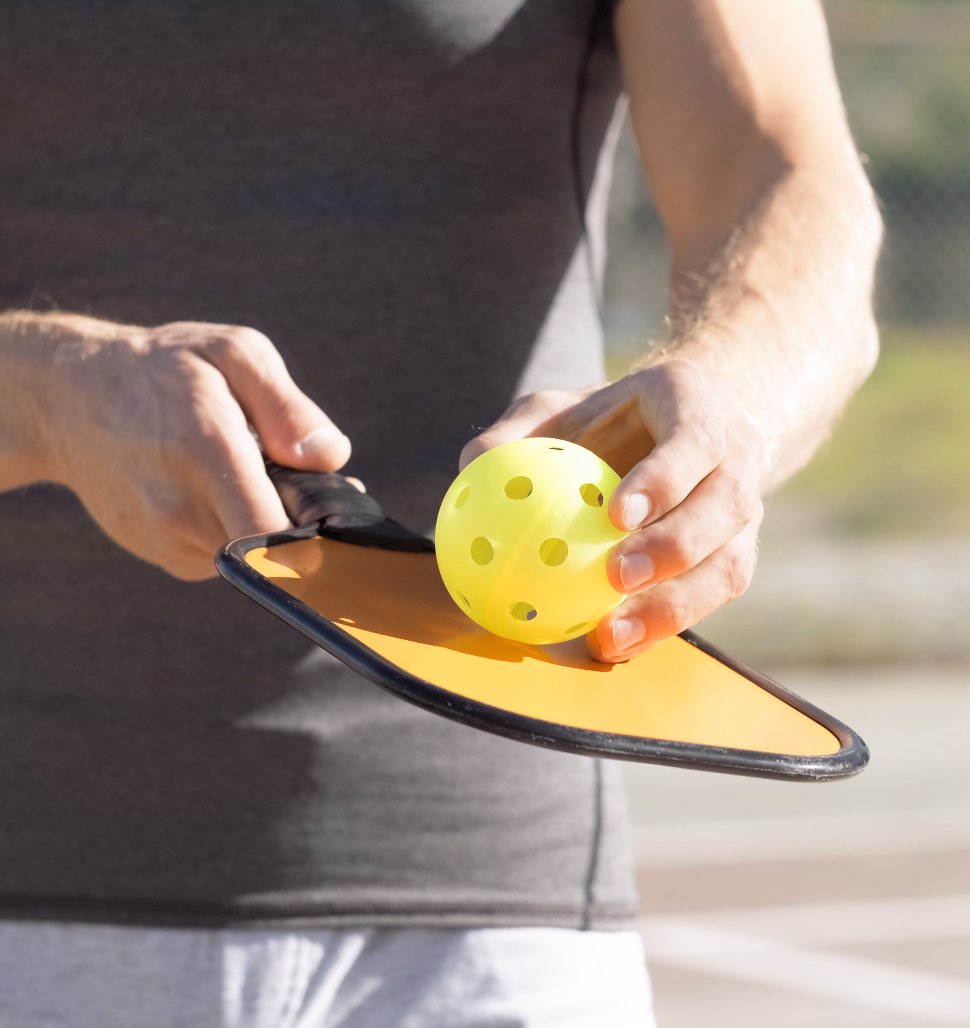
216,463,868,781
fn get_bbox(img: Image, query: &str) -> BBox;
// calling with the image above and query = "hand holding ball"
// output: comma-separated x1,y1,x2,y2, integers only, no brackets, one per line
435,438,629,645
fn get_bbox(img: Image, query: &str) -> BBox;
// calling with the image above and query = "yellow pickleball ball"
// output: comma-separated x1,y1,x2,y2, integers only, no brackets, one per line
435,437,629,645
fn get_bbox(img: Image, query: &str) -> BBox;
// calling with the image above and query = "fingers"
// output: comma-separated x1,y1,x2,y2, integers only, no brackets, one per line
204,429,292,544
459,385,606,470
48,318,352,583
457,358,766,665
606,440,763,593
177,323,352,473
158,359,293,571
607,361,732,532
588,511,763,663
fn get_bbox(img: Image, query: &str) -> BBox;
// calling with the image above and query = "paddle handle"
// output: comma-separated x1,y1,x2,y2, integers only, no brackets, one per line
264,459,435,552
264,460,384,528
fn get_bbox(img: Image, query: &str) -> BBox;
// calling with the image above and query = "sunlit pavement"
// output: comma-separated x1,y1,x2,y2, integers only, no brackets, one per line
623,666,970,1027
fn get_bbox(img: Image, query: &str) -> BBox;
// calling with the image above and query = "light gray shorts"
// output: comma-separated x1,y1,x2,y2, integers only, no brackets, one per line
0,922,654,1028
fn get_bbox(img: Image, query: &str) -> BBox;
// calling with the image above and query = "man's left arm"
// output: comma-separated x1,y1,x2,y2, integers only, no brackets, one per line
462,0,882,662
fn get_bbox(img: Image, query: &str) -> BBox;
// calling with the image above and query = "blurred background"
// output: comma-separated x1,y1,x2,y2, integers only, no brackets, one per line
604,1,970,1023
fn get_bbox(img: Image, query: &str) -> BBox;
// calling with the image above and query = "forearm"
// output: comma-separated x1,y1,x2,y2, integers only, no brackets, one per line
614,0,883,490
632,165,882,491
473,0,881,659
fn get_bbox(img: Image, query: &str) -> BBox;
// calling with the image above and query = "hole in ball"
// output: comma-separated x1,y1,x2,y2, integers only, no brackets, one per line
539,537,568,567
547,446,564,450
455,486,470,509
470,537,494,565
565,622,587,635
580,482,604,507
510,602,537,622
505,476,533,500
452,590,471,608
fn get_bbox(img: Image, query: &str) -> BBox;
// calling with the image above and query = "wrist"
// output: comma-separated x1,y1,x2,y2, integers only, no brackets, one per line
0,311,130,488
0,312,63,485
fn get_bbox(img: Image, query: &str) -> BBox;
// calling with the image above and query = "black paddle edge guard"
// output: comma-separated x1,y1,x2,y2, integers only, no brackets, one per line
216,528,869,781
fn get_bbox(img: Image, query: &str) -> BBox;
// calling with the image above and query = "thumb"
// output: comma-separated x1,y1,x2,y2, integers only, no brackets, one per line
201,326,351,472
458,387,603,471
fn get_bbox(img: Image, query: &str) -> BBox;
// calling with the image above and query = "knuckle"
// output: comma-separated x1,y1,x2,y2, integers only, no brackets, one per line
652,590,694,637
199,332,235,364
654,529,699,573
147,321,200,349
722,543,756,599
648,476,691,521
724,473,761,527
263,389,303,426
174,376,237,438
181,350,223,387
205,325,272,363
693,412,727,465
226,324,271,349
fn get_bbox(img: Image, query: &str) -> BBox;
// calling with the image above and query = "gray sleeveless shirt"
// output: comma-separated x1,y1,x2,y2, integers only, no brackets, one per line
0,0,637,929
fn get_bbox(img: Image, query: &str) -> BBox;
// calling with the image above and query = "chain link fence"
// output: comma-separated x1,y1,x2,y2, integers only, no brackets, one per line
604,0,970,350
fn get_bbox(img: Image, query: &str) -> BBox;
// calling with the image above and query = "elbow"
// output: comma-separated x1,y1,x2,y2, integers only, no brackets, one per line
832,163,883,394
854,307,880,396
855,174,885,278
851,185,883,390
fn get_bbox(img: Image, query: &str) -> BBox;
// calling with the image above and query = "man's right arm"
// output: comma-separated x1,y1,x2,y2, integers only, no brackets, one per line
0,310,351,580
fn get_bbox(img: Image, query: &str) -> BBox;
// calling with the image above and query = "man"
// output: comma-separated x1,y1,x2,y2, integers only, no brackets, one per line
0,0,879,1024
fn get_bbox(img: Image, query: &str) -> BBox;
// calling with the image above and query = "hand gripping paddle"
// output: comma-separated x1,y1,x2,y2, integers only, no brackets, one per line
216,464,868,781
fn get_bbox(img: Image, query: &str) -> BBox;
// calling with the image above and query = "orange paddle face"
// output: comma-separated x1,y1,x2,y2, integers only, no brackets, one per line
222,534,866,778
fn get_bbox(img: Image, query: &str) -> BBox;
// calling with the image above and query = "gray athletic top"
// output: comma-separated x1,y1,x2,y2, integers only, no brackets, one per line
0,0,637,929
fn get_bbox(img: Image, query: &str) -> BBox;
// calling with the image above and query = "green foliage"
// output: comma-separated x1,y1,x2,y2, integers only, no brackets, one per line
776,329,970,536
790,6,970,529
836,46,970,175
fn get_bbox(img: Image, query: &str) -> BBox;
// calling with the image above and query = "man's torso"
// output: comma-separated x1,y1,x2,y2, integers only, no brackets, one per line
0,0,636,930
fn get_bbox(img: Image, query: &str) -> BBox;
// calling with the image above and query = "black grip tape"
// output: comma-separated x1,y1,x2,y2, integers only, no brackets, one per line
264,460,434,553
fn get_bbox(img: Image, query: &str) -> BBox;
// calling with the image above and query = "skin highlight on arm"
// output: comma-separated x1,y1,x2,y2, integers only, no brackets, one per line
465,0,882,661
0,310,351,579
616,0,882,489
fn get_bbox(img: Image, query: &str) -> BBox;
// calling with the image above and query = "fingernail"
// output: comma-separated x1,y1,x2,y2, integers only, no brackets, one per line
621,493,650,530
619,552,654,592
612,617,645,652
296,425,347,458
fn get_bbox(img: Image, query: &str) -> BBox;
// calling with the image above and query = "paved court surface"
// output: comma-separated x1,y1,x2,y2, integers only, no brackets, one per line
623,665,970,1027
